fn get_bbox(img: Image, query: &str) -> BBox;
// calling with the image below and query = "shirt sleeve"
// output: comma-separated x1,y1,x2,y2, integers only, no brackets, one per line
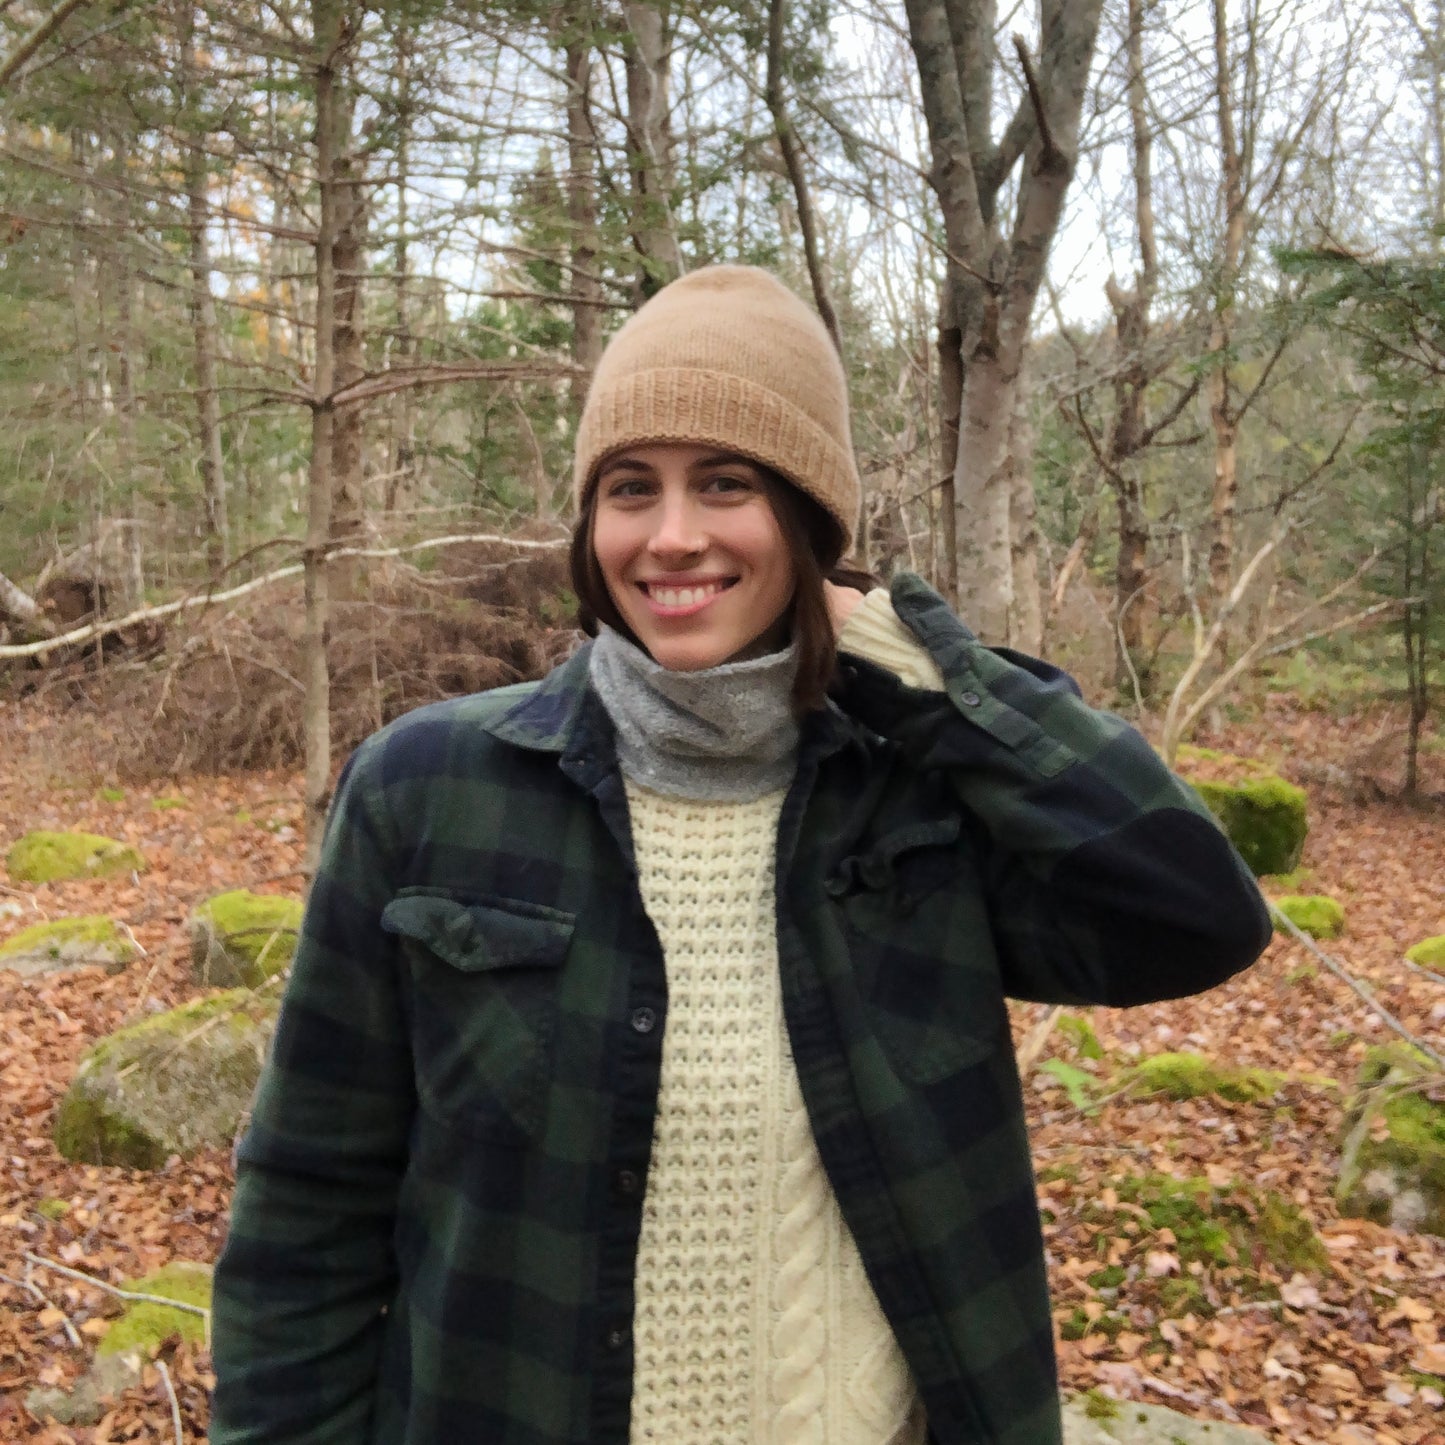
837,589,946,691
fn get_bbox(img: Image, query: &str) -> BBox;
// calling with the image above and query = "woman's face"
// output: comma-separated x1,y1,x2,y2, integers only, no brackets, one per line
590,442,797,671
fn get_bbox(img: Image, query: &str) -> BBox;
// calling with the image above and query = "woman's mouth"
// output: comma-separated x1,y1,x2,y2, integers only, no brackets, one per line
638,578,737,616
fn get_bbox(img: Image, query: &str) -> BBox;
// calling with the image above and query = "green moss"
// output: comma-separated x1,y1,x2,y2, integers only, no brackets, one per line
1090,1173,1327,1285
1406,1372,1445,1391
1057,1013,1104,1060
1406,935,1445,971
35,1198,68,1221
1190,776,1308,877
1058,1306,1091,1341
1284,962,1319,984
190,889,302,987
1080,1388,1121,1421
6,831,146,884
1087,1265,1126,1290
1273,894,1345,940
1337,1046,1445,1236
53,989,279,1168
98,1263,211,1356
1260,866,1315,891
1125,1051,1287,1105
0,915,133,966
1158,1276,1209,1315
1328,1029,1355,1050
151,796,187,811
96,787,125,804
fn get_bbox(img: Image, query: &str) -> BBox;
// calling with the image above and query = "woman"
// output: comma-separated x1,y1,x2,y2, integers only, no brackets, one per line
210,266,1270,1445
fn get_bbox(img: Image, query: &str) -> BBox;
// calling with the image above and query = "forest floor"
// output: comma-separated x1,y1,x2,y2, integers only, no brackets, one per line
0,690,1442,1443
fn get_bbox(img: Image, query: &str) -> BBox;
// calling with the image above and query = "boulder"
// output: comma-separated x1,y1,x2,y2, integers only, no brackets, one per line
0,915,136,977
53,990,279,1168
189,889,302,987
1063,1395,1270,1443
24,1350,143,1428
1174,749,1307,877
6,830,145,884
1406,935,1445,971
1271,894,1345,940
1336,1044,1445,1237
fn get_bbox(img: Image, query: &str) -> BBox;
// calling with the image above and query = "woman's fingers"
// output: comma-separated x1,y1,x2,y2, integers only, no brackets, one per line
822,580,866,639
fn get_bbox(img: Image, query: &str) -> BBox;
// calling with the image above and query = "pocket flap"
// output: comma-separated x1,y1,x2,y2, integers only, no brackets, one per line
381,892,574,972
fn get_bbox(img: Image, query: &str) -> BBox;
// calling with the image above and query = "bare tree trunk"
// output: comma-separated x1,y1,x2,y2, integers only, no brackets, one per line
0,572,55,639
565,32,603,395
622,0,681,296
303,0,346,868
935,291,961,603
902,0,1104,638
1207,0,1246,612
179,2,228,580
386,26,417,516
1007,367,1042,653
330,96,367,600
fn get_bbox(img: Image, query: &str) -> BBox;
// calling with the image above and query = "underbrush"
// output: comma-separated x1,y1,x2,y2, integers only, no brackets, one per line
4,540,577,781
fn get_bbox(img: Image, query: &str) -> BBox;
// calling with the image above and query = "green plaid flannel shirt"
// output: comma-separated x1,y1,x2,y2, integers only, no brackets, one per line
211,573,1269,1444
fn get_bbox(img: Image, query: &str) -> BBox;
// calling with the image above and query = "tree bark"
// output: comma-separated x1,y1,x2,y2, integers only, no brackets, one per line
622,0,681,296
0,572,55,639
179,2,229,581
1007,364,1042,653
902,0,1104,638
565,31,603,401
1207,0,1246,612
385,25,418,516
329,74,367,599
303,0,347,869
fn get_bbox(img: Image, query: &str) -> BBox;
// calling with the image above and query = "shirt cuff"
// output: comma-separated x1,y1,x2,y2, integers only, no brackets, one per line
837,589,946,692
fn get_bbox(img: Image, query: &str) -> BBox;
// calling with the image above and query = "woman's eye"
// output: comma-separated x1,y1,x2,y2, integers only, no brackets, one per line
704,474,754,495
606,478,653,499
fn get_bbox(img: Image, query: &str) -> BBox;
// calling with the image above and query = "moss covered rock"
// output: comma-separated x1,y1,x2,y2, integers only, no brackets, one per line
1272,894,1345,940
98,1261,211,1355
1062,1395,1272,1443
6,830,145,884
53,990,279,1168
1337,1044,1445,1237
1406,935,1445,971
0,915,136,978
1173,749,1308,877
1123,1051,1288,1105
189,889,302,987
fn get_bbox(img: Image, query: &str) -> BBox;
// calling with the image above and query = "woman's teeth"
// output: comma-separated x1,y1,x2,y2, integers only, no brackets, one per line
648,582,726,607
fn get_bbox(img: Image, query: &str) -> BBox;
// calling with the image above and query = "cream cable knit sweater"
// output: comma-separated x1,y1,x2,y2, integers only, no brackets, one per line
626,592,938,1445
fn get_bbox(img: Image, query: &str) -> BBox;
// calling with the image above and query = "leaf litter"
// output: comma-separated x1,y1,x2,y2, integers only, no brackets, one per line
0,689,1442,1443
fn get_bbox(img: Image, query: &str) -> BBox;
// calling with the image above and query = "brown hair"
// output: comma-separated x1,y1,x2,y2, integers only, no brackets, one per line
570,466,876,713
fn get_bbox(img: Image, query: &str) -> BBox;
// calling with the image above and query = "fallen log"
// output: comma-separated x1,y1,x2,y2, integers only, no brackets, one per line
0,571,56,641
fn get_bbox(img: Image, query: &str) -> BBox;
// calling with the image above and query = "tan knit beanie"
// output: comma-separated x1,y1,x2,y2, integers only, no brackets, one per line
573,265,859,550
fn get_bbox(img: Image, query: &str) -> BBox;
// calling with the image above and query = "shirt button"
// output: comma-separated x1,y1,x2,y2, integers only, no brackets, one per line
630,1007,657,1034
604,1325,627,1351
615,1169,641,1196
959,690,982,707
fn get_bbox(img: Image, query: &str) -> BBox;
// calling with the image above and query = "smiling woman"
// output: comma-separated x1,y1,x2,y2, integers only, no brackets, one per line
210,265,1272,1445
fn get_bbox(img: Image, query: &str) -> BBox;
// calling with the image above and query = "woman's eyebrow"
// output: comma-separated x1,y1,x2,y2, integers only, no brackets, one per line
691,452,761,473
598,456,656,478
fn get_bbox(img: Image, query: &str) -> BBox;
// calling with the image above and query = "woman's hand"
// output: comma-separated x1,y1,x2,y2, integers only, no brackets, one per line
823,579,867,640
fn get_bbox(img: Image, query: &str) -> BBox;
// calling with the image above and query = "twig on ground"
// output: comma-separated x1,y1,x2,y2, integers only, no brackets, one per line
21,1252,212,1333
13,1263,83,1347
157,1358,184,1445
1270,906,1445,1069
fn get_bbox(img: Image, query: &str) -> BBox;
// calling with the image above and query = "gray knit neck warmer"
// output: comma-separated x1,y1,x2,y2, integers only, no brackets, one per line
588,625,800,802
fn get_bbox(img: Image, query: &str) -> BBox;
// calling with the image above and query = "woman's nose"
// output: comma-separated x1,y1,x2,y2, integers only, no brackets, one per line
647,496,706,558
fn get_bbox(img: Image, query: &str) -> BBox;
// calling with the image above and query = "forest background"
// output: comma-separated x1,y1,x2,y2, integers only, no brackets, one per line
1,0,1444,1441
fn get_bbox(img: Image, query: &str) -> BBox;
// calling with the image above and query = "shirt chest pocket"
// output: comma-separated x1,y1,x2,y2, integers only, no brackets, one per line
828,816,1008,1086
381,890,574,1146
